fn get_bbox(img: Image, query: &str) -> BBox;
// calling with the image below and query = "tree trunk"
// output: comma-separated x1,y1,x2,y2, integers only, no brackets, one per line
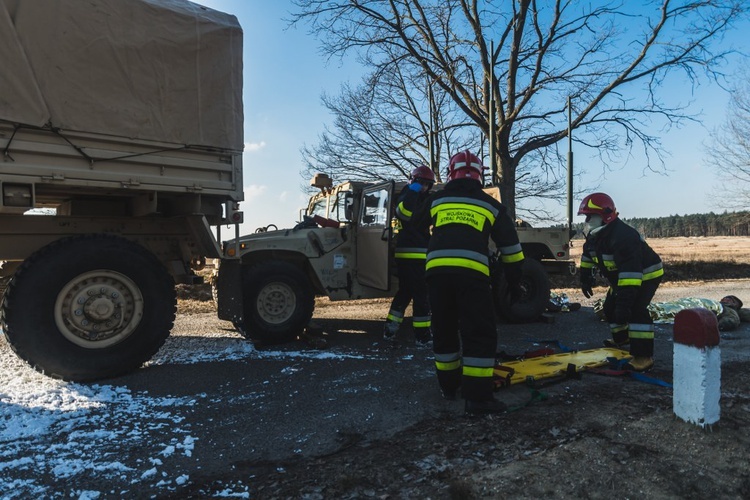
494,149,516,219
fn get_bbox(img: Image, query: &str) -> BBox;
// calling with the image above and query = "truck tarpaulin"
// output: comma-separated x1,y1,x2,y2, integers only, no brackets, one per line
0,0,243,151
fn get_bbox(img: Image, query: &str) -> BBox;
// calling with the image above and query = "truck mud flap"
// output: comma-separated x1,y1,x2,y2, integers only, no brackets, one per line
216,259,243,323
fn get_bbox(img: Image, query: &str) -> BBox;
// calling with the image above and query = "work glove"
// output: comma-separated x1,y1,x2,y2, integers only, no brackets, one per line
408,182,422,192
580,268,595,298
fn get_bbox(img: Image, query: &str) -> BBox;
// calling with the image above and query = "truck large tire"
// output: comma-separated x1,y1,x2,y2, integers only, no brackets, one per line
493,258,551,323
237,261,314,345
0,234,176,381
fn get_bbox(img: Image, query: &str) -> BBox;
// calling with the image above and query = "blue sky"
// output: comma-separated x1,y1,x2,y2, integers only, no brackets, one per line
194,0,748,232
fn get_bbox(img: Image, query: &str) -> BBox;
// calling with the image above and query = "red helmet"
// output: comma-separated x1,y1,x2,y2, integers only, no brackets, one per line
447,150,484,182
410,165,436,185
578,192,618,224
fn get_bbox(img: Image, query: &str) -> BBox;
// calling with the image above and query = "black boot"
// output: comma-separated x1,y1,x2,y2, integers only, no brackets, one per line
603,338,629,348
465,397,507,415
440,386,460,401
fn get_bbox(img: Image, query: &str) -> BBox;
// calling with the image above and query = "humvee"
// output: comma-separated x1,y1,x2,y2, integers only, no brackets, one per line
219,174,574,345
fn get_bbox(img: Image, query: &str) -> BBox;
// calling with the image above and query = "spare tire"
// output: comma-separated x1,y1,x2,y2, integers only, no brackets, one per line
493,258,550,323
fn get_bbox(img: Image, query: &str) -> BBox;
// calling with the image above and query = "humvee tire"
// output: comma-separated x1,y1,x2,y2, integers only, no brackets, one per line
493,257,550,323
1,234,176,381
237,261,315,345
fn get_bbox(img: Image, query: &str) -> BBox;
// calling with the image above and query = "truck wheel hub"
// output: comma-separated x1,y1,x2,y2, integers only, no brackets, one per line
257,282,296,324
84,297,117,320
55,270,144,348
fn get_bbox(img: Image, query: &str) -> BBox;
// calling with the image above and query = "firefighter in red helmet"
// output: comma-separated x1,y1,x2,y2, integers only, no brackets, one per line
383,165,436,346
413,151,524,415
578,192,664,371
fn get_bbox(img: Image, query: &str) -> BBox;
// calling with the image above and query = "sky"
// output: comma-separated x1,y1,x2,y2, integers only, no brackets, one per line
193,0,749,232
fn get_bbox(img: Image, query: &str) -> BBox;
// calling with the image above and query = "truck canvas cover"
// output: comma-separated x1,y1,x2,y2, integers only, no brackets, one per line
0,0,243,151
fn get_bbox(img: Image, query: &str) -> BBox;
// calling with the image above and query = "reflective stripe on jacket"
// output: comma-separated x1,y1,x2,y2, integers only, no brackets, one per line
415,178,524,281
581,218,663,310
393,185,430,259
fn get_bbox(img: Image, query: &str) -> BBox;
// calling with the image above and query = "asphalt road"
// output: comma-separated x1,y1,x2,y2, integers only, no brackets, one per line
120,281,750,477
3,280,749,496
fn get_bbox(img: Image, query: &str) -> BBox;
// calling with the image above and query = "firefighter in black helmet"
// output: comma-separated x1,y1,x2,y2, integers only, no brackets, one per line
578,192,664,372
414,151,524,415
383,165,436,346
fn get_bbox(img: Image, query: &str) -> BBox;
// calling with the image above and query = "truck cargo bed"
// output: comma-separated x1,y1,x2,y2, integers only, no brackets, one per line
0,122,242,213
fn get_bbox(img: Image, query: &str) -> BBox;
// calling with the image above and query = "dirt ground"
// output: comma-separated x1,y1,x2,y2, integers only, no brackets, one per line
228,307,750,499
173,277,750,499
244,365,750,499
171,237,750,499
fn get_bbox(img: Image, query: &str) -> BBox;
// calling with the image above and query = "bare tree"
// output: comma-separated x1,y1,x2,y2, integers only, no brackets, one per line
300,65,481,188
707,73,750,212
292,0,744,218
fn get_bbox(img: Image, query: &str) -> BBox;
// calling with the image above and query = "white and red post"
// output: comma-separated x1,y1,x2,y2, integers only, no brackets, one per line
673,308,721,428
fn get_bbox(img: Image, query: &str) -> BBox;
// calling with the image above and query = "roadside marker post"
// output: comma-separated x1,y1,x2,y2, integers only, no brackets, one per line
673,308,721,428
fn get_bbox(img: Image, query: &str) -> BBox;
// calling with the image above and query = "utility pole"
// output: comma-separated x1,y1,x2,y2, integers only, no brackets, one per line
488,41,497,186
567,96,574,233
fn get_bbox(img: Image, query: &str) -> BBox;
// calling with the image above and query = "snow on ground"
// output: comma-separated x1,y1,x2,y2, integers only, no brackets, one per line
0,328,385,498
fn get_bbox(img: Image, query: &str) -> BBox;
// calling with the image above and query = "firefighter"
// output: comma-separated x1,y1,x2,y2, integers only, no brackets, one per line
383,165,435,346
578,192,664,372
414,151,524,415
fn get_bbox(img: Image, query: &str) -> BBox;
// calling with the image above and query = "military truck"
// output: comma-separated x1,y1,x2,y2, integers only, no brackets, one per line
222,173,573,345
0,0,246,381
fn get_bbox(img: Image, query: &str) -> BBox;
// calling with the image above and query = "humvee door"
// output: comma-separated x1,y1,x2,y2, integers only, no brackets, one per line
356,181,394,290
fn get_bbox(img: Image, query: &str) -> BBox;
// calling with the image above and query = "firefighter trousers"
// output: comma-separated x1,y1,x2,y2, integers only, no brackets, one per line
385,258,431,336
604,277,662,358
427,273,497,401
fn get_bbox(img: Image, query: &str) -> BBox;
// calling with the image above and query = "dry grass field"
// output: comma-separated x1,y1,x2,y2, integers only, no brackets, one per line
562,235,750,285
570,235,750,264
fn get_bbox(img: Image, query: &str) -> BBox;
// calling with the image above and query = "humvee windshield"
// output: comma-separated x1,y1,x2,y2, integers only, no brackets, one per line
308,198,327,219
307,188,353,223
329,190,352,222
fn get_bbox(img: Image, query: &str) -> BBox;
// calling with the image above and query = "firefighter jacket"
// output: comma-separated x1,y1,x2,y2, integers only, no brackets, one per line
580,218,664,316
414,178,525,282
393,185,431,260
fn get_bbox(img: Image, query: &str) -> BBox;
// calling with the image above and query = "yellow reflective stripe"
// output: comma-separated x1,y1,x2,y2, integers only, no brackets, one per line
387,314,404,323
413,320,431,328
500,243,523,255
395,252,426,259
462,366,494,378
426,257,490,276
434,209,486,231
501,251,524,264
580,261,595,269
610,323,628,333
397,202,413,218
629,330,654,340
430,202,496,225
436,360,461,371
618,278,642,287
643,267,664,280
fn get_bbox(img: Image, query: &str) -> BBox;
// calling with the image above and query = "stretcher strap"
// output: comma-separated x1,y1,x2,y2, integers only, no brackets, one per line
588,358,673,388
506,388,549,412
